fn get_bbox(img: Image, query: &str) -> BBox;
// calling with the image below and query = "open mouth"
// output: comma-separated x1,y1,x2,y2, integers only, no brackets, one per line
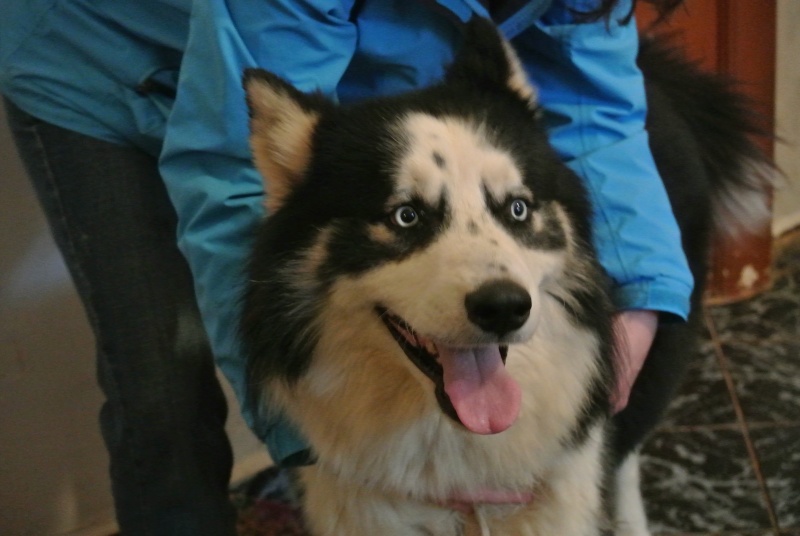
377,307,520,435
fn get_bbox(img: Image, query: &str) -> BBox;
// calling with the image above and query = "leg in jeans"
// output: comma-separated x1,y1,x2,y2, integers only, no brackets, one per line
4,99,238,536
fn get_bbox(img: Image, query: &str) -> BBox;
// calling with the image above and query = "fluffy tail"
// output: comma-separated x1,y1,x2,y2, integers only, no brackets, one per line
638,37,777,236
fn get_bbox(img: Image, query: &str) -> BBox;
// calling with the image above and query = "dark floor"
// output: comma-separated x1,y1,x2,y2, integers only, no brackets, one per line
641,229,800,536
233,230,800,536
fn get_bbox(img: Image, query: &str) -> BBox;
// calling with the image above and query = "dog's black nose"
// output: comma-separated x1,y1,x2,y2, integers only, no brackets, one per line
465,279,531,336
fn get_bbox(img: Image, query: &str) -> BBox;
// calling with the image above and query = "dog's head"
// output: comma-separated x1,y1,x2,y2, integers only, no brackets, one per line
241,18,609,436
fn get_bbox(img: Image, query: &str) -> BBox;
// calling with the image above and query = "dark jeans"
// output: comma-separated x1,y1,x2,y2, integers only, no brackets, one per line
4,99,237,536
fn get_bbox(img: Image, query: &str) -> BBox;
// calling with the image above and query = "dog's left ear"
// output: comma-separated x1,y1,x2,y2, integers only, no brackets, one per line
244,69,331,213
445,17,538,110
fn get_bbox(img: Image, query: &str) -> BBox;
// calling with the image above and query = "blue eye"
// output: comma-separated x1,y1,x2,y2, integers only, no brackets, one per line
392,205,419,228
510,199,528,221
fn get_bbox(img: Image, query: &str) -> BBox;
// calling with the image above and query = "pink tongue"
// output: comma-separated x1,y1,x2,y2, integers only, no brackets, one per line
440,346,521,434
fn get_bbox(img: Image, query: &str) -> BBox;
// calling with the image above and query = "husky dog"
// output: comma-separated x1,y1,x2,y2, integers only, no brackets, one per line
240,18,771,536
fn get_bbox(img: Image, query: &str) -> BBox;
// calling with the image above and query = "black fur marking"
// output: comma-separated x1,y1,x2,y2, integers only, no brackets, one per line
530,204,568,250
241,220,328,390
467,220,480,235
432,151,446,169
320,197,448,281
485,193,567,251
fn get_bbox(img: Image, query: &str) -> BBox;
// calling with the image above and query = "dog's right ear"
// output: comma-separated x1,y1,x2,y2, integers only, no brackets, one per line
244,69,330,213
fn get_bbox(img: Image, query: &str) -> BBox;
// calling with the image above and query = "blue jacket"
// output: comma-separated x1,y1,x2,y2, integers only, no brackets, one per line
1,0,693,464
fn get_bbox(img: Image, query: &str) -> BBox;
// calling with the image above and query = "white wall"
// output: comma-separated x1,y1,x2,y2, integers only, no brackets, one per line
773,0,800,235
0,104,269,536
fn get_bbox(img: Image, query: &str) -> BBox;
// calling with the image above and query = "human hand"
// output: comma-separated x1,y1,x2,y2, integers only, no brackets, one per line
610,310,658,414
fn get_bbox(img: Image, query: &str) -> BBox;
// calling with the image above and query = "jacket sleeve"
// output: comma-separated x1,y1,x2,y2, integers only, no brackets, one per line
158,0,357,465
513,0,694,319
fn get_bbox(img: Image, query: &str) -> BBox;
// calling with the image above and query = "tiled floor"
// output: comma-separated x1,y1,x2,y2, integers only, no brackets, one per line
233,230,800,535
640,229,800,536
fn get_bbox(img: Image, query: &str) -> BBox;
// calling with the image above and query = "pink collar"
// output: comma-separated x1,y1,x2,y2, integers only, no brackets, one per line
437,488,536,513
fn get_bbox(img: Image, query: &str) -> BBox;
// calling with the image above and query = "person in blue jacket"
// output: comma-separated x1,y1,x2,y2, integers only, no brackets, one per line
1,0,690,533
